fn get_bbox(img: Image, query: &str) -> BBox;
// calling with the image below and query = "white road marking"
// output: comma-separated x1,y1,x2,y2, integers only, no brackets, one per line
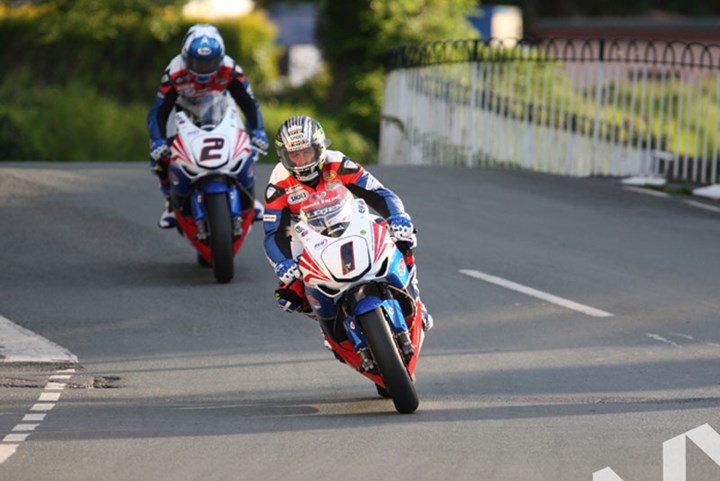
12,424,39,432
670,332,694,340
685,200,720,213
22,414,45,422
38,392,61,402
0,368,75,465
459,269,614,318
622,186,671,198
0,314,77,364
647,333,680,347
0,445,18,463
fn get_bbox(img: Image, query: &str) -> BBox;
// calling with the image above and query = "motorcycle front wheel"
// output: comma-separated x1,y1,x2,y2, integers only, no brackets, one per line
205,193,234,284
360,307,419,414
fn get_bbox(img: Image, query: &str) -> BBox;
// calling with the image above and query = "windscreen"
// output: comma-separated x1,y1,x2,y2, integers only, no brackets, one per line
299,183,354,237
177,91,227,129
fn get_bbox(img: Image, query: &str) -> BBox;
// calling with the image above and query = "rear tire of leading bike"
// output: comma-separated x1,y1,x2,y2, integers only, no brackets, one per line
206,193,234,284
360,307,419,414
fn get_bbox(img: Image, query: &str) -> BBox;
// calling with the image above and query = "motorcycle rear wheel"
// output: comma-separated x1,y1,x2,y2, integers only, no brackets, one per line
206,193,234,284
360,307,419,414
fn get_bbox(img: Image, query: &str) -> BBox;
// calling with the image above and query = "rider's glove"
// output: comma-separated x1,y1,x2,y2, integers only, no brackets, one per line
150,139,170,164
387,213,417,252
250,129,269,153
274,259,301,285
275,282,310,314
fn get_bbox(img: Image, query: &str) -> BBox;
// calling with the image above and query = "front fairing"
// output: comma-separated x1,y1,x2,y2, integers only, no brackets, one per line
297,200,395,298
169,92,252,190
297,193,412,322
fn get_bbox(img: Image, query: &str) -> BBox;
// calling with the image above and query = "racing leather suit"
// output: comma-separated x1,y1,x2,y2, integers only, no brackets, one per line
263,151,428,339
147,55,265,198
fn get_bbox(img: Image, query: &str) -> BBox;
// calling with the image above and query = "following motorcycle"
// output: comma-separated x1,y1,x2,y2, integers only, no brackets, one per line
294,183,425,414
167,91,259,283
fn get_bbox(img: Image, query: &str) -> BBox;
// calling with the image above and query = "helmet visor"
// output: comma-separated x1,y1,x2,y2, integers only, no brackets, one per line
286,147,316,168
188,56,222,75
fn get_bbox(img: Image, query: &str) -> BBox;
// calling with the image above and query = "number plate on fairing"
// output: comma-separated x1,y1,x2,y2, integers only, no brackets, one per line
191,135,230,169
320,235,372,280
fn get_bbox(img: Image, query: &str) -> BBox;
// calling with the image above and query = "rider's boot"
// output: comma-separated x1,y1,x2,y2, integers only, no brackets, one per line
253,199,264,222
154,159,176,229
158,198,177,229
405,254,433,332
418,298,434,332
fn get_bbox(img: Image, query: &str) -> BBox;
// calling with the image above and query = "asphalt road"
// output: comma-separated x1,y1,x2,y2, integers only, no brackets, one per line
1,162,719,481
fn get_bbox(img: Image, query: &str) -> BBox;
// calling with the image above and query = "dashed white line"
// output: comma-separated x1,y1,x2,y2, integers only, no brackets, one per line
459,269,614,318
0,368,75,465
38,392,61,402
12,424,39,432
22,414,46,422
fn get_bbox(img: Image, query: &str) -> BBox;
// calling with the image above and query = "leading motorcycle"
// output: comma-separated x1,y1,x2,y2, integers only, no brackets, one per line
294,184,425,414
167,91,259,283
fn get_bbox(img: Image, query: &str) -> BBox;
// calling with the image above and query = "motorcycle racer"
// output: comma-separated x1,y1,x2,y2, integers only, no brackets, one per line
263,115,433,332
147,23,268,228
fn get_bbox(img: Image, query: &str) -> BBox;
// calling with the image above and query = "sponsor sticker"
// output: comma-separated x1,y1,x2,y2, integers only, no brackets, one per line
263,214,277,223
288,190,309,205
313,239,328,249
295,224,309,237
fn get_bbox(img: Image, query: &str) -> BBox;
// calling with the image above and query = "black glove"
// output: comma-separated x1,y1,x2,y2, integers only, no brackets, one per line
275,284,310,313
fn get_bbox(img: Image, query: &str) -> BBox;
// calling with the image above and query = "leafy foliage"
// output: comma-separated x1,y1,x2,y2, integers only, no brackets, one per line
0,72,148,161
316,0,480,142
33,0,185,42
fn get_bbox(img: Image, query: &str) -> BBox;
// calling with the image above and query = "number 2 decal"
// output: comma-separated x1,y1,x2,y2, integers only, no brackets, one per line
200,137,225,162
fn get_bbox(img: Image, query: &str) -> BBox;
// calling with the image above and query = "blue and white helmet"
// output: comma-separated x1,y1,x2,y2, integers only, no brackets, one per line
181,24,225,82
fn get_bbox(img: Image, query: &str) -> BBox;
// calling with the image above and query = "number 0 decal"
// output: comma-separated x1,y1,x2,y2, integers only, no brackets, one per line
200,137,225,162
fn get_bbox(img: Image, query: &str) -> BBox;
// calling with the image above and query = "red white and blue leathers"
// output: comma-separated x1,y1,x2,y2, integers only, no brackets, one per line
263,151,406,269
147,55,264,193
264,150,433,332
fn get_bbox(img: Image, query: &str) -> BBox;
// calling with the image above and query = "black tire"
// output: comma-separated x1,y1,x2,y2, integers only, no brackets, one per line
360,307,419,414
205,193,234,284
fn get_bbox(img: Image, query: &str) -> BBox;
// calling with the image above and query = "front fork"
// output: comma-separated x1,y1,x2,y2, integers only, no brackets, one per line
190,186,243,240
342,289,414,372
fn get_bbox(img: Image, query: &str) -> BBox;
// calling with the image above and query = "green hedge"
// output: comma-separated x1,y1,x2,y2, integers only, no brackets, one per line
0,7,375,163
0,74,375,163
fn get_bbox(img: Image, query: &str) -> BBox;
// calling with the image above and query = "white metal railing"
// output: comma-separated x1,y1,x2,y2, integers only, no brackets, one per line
380,38,720,186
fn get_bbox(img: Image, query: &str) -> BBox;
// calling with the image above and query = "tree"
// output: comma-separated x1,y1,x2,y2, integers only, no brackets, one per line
34,0,185,42
316,0,479,143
